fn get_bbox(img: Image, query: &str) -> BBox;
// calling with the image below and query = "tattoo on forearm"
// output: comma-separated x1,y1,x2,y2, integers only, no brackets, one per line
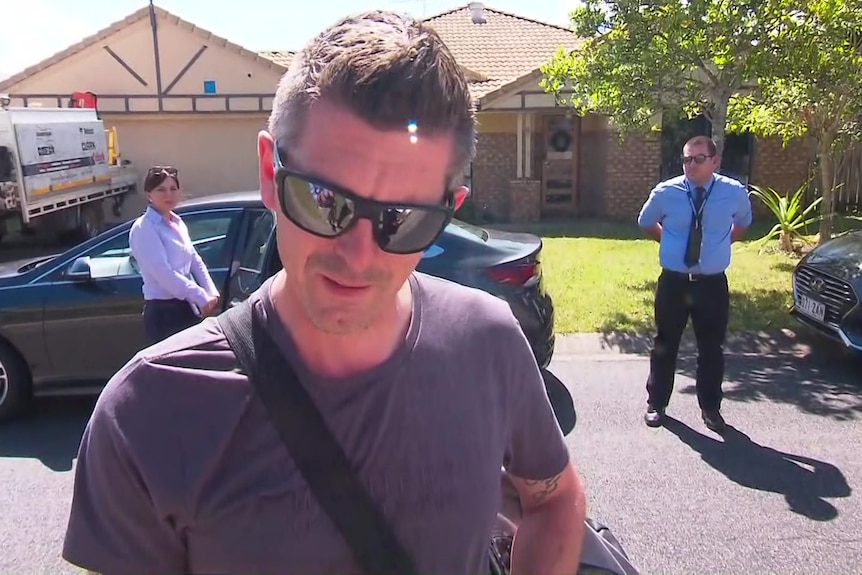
525,471,562,504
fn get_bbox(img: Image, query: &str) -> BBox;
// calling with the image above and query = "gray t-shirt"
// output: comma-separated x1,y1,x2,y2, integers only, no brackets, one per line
63,272,569,575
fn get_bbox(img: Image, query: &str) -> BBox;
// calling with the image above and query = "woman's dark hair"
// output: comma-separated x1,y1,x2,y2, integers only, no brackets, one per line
144,166,180,192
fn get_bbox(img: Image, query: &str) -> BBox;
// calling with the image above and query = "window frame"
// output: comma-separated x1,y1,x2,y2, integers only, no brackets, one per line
36,207,243,284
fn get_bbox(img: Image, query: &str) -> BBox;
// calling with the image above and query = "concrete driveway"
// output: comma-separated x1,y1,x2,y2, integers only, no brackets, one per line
0,333,859,574
551,333,861,575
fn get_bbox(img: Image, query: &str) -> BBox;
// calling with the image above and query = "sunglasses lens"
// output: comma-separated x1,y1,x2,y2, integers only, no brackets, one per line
374,207,450,254
278,172,450,254
683,155,709,165
281,174,356,236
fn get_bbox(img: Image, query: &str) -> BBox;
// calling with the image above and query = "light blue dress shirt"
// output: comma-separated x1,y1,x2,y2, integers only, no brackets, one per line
129,206,219,310
637,173,753,275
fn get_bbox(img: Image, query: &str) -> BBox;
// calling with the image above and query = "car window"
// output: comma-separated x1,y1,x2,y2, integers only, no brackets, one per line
233,210,277,297
84,232,134,279
239,210,276,274
82,210,239,280
183,210,238,269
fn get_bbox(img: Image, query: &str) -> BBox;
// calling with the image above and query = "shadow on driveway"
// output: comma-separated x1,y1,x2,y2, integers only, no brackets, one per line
0,396,96,472
676,353,862,421
663,417,852,522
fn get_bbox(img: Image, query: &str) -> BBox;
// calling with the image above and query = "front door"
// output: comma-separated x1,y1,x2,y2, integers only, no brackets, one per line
541,115,579,216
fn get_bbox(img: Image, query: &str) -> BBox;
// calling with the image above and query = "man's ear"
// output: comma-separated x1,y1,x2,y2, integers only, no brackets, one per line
258,131,277,211
453,186,470,212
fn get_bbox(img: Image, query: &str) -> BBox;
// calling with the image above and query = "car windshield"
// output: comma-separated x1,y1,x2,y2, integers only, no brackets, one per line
448,218,489,242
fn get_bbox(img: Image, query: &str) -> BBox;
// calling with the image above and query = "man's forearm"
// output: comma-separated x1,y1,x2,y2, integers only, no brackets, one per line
510,490,586,575
642,223,662,243
731,224,747,242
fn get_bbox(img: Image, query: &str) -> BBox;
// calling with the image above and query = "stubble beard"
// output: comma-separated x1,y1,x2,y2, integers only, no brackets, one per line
298,254,392,336
301,290,379,335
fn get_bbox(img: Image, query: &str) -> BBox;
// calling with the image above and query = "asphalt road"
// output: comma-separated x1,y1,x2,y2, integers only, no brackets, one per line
559,345,862,575
0,341,859,574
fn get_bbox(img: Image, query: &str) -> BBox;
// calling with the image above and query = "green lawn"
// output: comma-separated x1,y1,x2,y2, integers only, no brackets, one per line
487,218,859,335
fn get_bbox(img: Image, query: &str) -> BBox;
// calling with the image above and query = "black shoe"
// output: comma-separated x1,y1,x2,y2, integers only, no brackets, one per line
702,410,726,433
644,406,665,428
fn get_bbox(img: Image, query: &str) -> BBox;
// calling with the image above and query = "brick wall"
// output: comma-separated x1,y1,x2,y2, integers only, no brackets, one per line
578,116,609,216
472,132,517,222
470,121,817,224
750,136,813,194
748,135,814,219
510,179,541,223
605,130,662,220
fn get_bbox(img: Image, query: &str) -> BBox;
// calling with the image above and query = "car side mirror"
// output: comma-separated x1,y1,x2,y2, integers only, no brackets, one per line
66,256,93,281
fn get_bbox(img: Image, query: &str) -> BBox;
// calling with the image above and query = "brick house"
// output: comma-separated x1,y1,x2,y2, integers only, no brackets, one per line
427,3,812,223
0,2,811,223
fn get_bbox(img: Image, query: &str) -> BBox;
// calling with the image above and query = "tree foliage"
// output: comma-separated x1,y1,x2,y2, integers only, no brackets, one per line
727,0,862,242
540,0,794,155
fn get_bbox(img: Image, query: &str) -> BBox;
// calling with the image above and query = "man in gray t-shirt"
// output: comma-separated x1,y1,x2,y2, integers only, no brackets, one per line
63,10,587,575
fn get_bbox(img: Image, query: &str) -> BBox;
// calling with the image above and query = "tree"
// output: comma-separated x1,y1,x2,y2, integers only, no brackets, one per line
540,0,794,156
727,0,862,243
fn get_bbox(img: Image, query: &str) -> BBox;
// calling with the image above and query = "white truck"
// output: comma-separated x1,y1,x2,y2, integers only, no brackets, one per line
0,99,138,243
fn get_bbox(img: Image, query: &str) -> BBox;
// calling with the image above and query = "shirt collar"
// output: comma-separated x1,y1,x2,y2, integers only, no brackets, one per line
684,174,716,190
144,205,179,225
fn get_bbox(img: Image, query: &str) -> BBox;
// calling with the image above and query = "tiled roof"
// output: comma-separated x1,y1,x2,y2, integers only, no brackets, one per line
0,3,581,104
258,50,295,68
424,3,583,102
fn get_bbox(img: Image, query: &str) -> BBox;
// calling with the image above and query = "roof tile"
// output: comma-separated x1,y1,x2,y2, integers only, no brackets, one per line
0,3,580,102
424,4,582,100
258,50,295,68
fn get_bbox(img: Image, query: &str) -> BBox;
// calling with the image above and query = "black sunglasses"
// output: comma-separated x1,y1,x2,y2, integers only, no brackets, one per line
682,154,715,165
147,166,178,176
144,166,180,192
273,143,455,255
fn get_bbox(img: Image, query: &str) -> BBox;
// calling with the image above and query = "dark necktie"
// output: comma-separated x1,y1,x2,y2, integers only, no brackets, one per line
684,186,706,268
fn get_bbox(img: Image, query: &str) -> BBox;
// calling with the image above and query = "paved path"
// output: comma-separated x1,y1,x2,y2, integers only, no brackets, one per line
550,337,862,575
0,334,859,574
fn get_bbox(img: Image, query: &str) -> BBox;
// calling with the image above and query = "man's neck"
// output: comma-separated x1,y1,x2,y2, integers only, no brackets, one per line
687,174,715,189
269,273,414,379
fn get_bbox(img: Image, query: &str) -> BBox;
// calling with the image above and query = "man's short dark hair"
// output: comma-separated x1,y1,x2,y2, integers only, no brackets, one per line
268,10,477,187
684,135,718,156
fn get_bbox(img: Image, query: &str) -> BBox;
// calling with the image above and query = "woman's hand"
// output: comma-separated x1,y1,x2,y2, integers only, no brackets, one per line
201,296,220,316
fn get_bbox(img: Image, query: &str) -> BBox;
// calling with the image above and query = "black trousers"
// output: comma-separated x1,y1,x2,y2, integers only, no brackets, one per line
143,299,200,344
646,269,730,412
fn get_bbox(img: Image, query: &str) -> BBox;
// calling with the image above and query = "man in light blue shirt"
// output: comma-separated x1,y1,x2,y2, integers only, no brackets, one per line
637,135,753,433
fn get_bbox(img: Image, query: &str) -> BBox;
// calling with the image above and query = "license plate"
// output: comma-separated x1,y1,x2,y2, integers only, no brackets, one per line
797,294,826,322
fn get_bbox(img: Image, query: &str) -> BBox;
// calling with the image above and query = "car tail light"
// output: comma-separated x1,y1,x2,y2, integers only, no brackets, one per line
485,260,540,286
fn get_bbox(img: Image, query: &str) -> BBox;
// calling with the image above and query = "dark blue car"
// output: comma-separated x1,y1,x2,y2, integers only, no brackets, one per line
0,191,555,421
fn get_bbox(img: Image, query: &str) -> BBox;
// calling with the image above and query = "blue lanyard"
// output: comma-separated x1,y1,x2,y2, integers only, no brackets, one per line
685,179,715,225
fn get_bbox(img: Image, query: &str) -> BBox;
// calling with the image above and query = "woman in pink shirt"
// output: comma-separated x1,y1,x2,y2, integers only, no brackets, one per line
129,166,220,343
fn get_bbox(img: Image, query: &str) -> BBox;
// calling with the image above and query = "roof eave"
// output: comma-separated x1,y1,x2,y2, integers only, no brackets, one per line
477,68,545,109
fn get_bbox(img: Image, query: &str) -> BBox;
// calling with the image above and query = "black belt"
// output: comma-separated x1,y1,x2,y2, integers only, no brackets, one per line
663,269,725,282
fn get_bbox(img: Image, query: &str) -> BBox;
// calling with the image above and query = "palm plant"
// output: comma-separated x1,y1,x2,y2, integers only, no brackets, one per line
747,182,823,253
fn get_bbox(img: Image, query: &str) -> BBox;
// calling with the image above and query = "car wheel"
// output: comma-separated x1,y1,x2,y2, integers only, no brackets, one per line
77,202,105,242
0,342,32,422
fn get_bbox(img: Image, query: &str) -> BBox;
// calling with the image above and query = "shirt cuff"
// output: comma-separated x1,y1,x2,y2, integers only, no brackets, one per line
190,288,211,309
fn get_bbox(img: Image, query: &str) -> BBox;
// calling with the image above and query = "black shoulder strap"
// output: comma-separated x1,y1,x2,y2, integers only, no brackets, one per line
216,301,417,575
